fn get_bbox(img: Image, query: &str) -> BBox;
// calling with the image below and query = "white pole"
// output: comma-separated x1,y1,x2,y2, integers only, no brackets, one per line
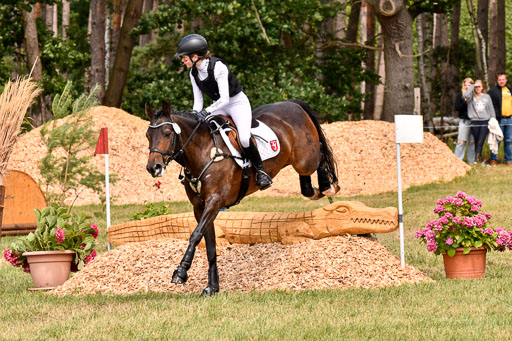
396,143,405,268
105,153,111,251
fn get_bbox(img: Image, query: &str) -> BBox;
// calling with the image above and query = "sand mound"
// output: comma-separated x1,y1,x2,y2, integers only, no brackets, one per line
53,236,431,295
9,106,470,205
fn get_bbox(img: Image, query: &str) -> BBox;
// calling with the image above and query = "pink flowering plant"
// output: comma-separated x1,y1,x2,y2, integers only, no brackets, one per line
3,204,98,273
416,192,512,257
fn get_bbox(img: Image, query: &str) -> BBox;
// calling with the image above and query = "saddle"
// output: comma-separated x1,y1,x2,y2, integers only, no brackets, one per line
209,115,258,154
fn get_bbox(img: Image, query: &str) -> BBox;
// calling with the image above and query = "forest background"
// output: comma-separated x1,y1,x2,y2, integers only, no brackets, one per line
1,0,511,130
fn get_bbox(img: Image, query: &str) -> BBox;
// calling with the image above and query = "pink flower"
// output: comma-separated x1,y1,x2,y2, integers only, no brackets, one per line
434,223,444,231
437,199,446,205
445,212,453,219
22,262,30,273
434,205,445,214
470,205,480,212
485,212,492,219
445,238,454,245
453,198,464,206
3,249,20,267
484,228,494,235
427,240,438,252
55,228,65,243
496,238,504,246
90,224,99,239
452,216,462,225
455,191,467,198
438,216,449,225
426,230,437,241
84,249,97,265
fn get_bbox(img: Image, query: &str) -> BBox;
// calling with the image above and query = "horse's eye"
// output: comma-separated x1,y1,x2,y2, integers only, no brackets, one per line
165,131,172,138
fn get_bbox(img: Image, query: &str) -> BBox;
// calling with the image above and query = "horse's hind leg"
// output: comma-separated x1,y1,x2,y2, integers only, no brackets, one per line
317,163,340,196
300,175,324,200
202,224,219,296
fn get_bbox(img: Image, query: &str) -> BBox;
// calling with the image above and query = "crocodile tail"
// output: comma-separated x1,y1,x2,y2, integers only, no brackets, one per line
288,99,338,184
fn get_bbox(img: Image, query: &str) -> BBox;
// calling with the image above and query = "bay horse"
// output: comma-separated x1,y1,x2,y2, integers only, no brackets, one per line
145,99,339,295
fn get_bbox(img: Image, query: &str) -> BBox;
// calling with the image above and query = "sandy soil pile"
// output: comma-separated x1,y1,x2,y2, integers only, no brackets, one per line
8,106,470,205
53,236,431,295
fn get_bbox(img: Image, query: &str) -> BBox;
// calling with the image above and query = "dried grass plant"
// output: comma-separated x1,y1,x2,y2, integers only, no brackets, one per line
0,77,41,184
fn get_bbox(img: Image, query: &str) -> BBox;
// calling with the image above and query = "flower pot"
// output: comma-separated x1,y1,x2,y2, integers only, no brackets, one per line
23,250,75,290
442,247,487,279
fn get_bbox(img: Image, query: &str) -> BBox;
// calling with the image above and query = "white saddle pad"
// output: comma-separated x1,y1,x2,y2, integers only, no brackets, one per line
214,119,280,168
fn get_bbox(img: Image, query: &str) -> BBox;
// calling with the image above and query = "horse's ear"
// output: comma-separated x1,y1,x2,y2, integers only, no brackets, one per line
145,102,153,120
161,101,171,114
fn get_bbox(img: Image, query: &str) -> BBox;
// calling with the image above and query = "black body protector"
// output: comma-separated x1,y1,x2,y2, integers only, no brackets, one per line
191,57,243,101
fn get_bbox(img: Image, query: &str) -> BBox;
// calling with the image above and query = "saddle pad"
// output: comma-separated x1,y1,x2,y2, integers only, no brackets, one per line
217,120,280,168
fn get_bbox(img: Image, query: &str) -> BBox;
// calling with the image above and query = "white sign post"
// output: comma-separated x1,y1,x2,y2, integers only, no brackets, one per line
94,128,112,251
394,115,423,268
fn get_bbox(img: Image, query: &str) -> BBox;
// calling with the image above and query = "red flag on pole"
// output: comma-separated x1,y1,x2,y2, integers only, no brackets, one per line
94,128,109,155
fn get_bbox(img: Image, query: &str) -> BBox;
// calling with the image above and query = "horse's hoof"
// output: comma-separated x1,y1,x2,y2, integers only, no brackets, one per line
171,268,188,284
201,286,219,297
322,183,340,197
307,187,324,200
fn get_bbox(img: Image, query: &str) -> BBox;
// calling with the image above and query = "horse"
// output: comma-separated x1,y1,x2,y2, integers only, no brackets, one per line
145,99,339,295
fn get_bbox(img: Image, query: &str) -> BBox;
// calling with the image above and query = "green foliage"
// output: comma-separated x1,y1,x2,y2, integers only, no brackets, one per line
131,201,172,220
4,204,98,270
39,82,111,208
124,0,378,122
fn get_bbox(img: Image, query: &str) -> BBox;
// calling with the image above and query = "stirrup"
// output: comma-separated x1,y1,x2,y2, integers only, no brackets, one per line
256,171,273,190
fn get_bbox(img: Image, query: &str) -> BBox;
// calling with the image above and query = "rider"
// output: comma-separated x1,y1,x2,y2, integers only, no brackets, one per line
175,33,272,190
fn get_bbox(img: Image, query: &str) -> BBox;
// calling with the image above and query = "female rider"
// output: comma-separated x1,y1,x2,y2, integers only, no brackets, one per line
175,34,272,190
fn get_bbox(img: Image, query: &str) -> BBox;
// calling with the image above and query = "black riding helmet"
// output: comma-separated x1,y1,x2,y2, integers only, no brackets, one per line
174,34,208,58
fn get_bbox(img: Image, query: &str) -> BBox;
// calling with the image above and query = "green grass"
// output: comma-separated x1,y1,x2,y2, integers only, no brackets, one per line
2,165,512,340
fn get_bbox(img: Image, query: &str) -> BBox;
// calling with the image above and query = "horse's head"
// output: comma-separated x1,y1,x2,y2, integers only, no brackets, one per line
145,101,180,178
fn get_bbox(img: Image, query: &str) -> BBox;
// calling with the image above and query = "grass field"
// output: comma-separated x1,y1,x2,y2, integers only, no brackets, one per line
2,165,512,340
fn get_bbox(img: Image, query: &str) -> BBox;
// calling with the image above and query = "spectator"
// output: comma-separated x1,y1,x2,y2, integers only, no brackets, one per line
488,73,512,165
464,80,496,165
454,78,475,164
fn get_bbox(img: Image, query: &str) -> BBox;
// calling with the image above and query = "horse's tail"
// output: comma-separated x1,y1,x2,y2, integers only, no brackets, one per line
288,99,338,184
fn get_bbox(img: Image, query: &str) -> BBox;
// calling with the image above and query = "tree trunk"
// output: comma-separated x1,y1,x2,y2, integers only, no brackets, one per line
366,0,415,122
334,0,346,39
21,6,50,126
489,0,505,86
417,13,434,129
110,0,124,70
496,0,506,75
374,23,385,120
346,1,361,43
467,0,487,85
364,3,376,120
446,2,461,117
90,0,106,101
477,0,488,62
435,14,452,119
103,0,144,108
62,0,70,40
139,0,153,46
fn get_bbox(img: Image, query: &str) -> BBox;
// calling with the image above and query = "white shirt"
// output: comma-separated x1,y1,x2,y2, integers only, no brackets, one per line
190,59,230,113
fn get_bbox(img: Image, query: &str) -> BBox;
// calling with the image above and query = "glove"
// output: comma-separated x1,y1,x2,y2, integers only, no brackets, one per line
194,109,209,123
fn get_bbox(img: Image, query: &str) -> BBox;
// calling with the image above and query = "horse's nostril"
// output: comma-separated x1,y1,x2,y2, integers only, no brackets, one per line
154,164,162,172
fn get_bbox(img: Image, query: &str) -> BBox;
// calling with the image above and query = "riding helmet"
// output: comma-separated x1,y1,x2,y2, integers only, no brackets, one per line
175,34,208,58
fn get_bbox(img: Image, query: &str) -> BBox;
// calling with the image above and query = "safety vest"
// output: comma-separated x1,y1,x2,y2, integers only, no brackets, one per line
191,57,243,101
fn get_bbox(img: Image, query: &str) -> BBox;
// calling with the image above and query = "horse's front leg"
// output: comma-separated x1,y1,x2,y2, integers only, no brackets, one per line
201,223,218,296
171,199,221,287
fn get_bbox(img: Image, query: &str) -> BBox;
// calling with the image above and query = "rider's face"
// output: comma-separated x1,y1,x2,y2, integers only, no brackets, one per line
181,54,200,69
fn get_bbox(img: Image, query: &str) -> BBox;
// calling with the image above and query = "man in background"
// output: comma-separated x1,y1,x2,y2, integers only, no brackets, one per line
488,73,512,165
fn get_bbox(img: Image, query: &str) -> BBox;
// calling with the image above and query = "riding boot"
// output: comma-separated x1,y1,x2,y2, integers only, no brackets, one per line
243,140,273,190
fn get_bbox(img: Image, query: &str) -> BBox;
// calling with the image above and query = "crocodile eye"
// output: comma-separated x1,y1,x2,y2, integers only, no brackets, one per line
165,131,171,138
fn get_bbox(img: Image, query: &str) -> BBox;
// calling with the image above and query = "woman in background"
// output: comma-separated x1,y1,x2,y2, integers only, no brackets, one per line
454,78,475,164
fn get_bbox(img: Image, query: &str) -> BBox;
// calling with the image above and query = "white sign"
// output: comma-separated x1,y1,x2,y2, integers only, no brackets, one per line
395,115,423,144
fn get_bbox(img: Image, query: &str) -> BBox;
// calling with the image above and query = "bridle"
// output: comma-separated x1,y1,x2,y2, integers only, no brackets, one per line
147,113,202,166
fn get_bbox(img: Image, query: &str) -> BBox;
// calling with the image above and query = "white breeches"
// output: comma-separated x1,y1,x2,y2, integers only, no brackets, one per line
210,91,252,147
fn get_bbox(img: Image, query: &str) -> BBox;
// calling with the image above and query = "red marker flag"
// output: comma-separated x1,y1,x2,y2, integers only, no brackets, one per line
94,128,109,155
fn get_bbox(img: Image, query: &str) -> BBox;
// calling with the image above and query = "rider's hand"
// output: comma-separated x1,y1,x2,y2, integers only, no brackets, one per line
194,109,209,123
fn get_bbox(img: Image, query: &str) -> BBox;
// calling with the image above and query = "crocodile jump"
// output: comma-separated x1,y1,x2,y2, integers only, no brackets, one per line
108,201,398,246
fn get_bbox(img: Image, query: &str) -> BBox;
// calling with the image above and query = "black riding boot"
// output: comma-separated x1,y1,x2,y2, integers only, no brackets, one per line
243,140,273,190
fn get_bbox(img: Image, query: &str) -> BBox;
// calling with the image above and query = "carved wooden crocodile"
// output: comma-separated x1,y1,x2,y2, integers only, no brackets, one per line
108,201,398,246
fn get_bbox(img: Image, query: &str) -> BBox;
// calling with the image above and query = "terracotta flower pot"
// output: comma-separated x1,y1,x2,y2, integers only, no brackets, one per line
442,247,487,279
23,250,75,290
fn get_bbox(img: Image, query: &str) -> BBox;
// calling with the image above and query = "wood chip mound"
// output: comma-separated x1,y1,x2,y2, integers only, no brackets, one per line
9,106,470,205
53,236,431,295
